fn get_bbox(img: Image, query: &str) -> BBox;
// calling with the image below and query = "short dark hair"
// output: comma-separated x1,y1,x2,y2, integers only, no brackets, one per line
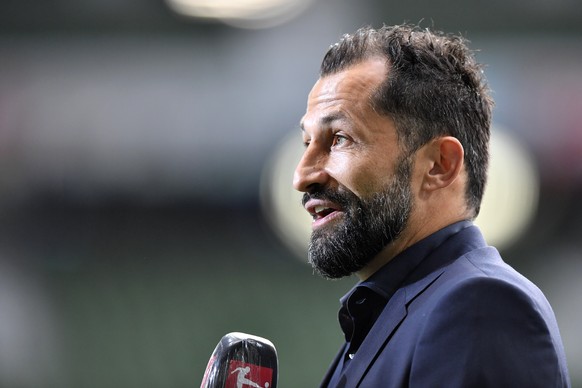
320,24,493,217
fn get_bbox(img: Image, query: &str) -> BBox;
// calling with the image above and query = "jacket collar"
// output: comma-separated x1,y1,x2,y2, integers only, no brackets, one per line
325,225,488,387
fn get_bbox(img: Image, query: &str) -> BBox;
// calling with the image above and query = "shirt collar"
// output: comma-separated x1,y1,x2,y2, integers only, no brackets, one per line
332,220,475,379
341,220,474,305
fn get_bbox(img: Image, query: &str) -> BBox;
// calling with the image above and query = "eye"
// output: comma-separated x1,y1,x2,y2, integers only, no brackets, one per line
332,134,348,147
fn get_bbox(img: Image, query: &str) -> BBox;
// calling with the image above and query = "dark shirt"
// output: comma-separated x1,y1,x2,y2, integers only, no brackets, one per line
327,221,473,386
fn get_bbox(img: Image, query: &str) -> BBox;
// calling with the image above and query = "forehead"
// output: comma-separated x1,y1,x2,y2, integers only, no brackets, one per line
302,58,388,130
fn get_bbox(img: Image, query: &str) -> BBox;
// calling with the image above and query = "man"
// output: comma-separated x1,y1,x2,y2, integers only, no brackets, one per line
293,24,570,387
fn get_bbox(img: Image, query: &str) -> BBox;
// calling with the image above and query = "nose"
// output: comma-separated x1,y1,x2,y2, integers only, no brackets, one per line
293,144,329,193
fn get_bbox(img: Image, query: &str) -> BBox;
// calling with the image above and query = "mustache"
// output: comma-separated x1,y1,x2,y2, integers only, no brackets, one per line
301,186,358,208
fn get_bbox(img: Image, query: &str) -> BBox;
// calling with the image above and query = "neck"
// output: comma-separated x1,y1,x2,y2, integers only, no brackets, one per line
356,210,472,281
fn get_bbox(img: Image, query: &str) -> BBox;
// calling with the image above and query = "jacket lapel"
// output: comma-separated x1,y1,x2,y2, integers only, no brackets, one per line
338,287,407,387
337,226,487,387
339,268,446,387
320,343,347,388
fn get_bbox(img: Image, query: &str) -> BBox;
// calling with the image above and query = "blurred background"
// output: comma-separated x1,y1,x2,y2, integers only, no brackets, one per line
0,0,581,386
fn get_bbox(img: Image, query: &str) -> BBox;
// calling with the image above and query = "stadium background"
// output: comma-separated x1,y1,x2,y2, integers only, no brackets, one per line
1,0,581,386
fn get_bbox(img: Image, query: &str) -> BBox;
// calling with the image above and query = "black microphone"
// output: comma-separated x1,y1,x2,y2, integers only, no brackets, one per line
200,332,278,388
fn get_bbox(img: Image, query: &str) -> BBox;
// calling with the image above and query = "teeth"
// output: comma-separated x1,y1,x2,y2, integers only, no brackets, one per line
314,205,330,214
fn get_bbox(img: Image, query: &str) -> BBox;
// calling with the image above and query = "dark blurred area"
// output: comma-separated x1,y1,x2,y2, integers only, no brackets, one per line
0,0,581,386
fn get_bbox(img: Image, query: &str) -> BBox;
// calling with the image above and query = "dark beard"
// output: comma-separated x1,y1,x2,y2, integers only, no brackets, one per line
303,155,413,279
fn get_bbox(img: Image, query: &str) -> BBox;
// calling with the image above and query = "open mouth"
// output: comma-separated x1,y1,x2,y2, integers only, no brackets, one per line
305,200,343,228
313,205,336,220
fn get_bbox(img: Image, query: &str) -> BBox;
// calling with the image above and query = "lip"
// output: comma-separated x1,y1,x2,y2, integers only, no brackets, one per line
304,199,343,229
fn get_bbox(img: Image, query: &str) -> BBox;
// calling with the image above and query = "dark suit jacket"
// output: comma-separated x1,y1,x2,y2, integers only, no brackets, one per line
321,225,570,387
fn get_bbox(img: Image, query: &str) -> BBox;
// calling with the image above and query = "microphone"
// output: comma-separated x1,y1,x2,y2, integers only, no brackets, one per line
200,332,278,388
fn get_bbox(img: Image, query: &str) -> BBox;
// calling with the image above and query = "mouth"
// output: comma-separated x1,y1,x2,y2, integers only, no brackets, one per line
305,200,343,228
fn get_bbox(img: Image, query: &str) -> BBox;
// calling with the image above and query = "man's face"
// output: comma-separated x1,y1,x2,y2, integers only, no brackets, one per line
294,58,414,279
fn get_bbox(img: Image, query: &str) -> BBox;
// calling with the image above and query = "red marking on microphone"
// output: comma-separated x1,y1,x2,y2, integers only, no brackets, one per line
226,360,273,388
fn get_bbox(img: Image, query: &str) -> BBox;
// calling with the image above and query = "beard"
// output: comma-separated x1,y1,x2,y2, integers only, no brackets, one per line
303,155,413,279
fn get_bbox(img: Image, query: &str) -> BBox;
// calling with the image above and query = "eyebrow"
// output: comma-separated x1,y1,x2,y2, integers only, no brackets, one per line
300,112,347,132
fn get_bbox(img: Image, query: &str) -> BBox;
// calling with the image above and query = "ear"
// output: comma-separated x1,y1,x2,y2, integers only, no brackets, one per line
421,136,464,192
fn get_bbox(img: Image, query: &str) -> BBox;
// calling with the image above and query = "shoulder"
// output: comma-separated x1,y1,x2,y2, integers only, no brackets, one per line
407,251,570,386
423,246,556,325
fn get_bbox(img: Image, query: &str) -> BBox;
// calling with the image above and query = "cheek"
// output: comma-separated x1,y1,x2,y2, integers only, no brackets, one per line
327,155,392,197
